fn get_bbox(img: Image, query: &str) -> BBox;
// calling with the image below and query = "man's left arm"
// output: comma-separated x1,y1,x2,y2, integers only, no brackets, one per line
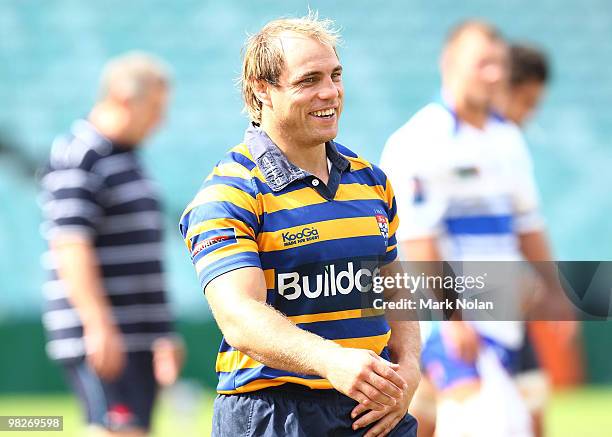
351,261,421,436
519,230,576,321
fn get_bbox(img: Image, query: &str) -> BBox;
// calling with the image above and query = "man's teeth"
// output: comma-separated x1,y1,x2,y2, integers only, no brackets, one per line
312,108,335,117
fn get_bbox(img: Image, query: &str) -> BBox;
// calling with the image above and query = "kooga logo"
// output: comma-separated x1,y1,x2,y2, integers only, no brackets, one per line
282,227,320,247
278,262,381,300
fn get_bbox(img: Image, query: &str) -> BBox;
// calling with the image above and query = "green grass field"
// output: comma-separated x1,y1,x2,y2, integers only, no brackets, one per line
1,387,611,436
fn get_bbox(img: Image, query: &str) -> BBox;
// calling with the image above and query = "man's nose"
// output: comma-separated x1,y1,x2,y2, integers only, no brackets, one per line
318,76,340,100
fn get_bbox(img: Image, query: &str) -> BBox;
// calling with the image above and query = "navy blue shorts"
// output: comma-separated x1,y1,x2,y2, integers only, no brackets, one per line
62,351,158,432
212,383,418,436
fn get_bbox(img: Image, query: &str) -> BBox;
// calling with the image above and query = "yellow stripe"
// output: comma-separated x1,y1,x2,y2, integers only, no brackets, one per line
260,187,326,214
218,376,332,394
195,242,259,275
334,331,391,355
182,184,260,219
335,182,385,202
345,155,373,171
230,143,254,161
263,268,275,289
216,351,262,373
287,308,385,325
386,244,397,253
257,216,381,252
185,218,254,243
207,162,257,180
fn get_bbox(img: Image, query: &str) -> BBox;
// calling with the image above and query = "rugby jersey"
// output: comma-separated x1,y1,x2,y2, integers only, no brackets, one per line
40,119,174,361
380,93,544,347
179,124,399,394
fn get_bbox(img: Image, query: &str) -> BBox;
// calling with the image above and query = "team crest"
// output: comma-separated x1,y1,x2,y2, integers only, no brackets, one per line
375,214,389,241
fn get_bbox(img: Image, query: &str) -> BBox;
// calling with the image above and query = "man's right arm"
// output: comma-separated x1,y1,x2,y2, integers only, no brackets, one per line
205,266,407,411
51,235,125,379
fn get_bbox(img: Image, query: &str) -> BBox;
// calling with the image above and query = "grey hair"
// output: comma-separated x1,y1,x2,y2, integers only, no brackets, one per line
99,51,171,101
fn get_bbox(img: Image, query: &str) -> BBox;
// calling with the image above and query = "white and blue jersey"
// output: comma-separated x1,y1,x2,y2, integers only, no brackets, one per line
380,95,544,388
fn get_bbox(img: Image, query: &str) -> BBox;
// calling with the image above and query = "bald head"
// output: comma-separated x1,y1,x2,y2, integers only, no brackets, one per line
441,20,508,113
90,52,171,146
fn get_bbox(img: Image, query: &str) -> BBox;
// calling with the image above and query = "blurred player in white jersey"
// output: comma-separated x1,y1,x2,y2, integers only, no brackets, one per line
499,42,582,437
380,21,567,437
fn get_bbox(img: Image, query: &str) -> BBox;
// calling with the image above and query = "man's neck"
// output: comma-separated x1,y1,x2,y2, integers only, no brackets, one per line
88,103,135,146
260,121,329,184
454,98,489,130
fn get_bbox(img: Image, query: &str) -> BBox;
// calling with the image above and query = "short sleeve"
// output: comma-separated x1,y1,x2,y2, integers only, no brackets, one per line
380,129,448,242
40,151,105,240
179,179,262,291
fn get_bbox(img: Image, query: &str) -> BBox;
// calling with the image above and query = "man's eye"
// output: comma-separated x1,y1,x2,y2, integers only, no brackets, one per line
301,77,316,85
332,72,342,81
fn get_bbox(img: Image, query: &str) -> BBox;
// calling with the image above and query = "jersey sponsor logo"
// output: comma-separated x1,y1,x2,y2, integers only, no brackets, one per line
277,261,381,300
282,226,320,247
191,228,236,258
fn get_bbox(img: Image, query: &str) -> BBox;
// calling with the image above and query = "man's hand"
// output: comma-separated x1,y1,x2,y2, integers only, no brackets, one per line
153,336,185,386
350,358,420,436
83,320,126,381
322,347,407,412
441,320,480,363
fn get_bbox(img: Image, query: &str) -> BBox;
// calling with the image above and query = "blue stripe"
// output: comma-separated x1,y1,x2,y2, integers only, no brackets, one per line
220,151,257,171
260,236,387,270
383,247,397,264
202,175,258,197
262,198,388,232
198,251,261,290
445,215,513,235
335,142,358,158
341,168,383,187
216,366,321,392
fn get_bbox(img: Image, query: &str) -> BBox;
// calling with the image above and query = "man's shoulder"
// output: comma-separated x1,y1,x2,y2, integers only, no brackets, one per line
47,121,113,173
385,103,454,151
213,143,259,176
381,102,452,168
197,143,263,196
335,142,389,187
334,142,374,172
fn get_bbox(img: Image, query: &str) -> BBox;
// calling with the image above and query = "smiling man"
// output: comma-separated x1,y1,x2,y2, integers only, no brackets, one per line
179,13,420,437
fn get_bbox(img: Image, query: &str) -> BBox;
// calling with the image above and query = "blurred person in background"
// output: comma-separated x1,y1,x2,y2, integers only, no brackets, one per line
498,42,583,437
381,21,569,436
180,13,420,437
39,52,184,437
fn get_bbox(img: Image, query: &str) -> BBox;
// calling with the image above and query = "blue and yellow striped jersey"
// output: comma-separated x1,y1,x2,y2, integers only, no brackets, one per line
179,125,399,394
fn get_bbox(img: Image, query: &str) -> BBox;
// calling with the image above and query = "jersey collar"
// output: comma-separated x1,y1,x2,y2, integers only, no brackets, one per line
436,90,507,135
244,123,350,192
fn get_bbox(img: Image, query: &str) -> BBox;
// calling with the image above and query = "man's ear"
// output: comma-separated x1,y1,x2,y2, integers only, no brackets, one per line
253,80,273,109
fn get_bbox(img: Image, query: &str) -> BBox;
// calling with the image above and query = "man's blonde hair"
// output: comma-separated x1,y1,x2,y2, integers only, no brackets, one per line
99,51,171,101
240,12,341,123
